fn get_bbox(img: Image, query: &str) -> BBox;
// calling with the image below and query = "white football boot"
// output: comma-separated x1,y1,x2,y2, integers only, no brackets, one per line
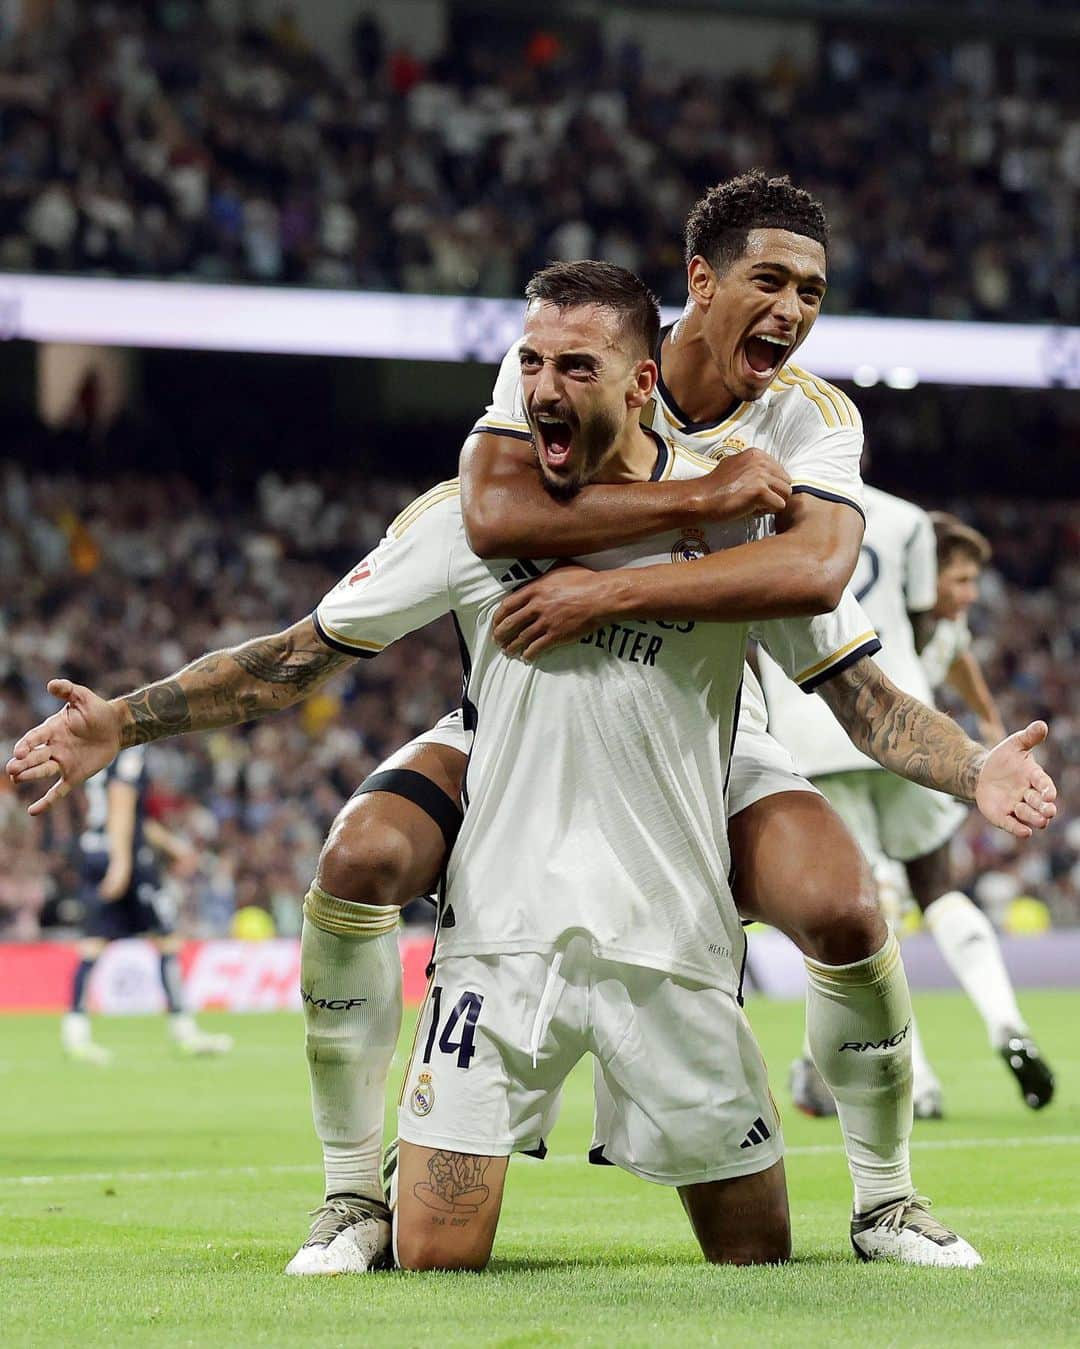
851,1194,982,1267
168,1014,233,1056
789,1055,837,1118
285,1195,392,1275
912,1083,945,1121
61,1013,112,1066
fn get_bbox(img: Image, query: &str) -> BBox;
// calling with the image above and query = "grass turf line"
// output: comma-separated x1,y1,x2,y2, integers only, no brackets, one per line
2,990,1078,1347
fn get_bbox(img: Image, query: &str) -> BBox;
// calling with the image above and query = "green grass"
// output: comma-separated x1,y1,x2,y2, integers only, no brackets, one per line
2,991,1079,1348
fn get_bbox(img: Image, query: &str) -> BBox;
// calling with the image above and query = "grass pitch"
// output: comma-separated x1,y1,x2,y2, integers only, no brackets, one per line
3,990,1078,1348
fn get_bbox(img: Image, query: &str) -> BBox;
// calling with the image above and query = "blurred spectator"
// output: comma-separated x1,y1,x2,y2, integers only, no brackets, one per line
0,455,462,940
0,4,1075,318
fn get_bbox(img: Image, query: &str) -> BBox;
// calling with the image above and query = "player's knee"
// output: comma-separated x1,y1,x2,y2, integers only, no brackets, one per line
396,1230,491,1273
703,1230,791,1266
797,864,884,966
316,810,415,908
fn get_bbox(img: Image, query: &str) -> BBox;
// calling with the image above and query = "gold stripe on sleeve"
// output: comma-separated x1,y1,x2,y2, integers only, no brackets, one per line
314,617,385,654
794,629,878,686
389,479,461,537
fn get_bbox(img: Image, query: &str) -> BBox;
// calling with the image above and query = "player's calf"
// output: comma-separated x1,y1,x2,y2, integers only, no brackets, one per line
679,1159,791,1265
394,1141,508,1272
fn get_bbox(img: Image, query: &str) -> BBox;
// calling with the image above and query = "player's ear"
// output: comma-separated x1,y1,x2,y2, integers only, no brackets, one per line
687,255,716,309
628,358,657,409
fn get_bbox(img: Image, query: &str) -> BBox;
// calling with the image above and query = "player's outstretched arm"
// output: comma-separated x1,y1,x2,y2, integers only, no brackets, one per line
460,431,792,560
817,656,1057,840
6,617,352,815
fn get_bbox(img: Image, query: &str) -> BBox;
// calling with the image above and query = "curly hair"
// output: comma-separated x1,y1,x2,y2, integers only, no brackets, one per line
684,170,829,274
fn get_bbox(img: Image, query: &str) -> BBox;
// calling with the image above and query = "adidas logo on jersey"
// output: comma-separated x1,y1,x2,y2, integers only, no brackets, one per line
739,1116,773,1149
498,559,544,587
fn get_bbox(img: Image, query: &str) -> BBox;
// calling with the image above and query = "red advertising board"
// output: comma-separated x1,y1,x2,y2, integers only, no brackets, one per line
0,936,434,1013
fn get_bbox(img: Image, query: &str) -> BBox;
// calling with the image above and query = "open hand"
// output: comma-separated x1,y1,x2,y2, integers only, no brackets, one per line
6,679,124,815
975,721,1058,839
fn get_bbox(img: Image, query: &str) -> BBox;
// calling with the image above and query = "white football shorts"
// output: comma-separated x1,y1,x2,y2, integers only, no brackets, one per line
811,768,968,864
397,937,783,1188
407,706,470,753
727,717,820,817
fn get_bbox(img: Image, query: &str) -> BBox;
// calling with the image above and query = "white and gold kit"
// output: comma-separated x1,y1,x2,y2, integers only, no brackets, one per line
467,333,873,817
315,442,877,1184
760,484,968,863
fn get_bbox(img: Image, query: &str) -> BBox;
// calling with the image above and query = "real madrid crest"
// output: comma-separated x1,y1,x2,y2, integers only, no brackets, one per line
411,1071,435,1116
671,528,710,563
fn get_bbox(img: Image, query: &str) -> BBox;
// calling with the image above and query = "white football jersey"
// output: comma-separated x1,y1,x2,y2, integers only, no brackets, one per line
476,332,867,740
759,485,938,778
479,330,865,521
315,440,877,993
920,616,972,691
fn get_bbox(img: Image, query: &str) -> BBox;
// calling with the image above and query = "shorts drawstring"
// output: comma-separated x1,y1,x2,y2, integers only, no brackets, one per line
527,949,564,1069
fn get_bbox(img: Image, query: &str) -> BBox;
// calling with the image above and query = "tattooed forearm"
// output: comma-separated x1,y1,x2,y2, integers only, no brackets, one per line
819,656,987,801
122,681,193,745
232,634,349,692
413,1151,492,1216
117,618,353,747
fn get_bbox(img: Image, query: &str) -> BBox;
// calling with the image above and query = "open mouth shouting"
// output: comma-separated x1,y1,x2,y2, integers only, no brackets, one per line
741,331,793,384
531,409,577,473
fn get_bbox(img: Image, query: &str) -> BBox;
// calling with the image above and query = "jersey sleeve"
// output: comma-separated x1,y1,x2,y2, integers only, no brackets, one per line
470,339,531,441
313,483,457,657
752,588,880,693
903,509,938,613
775,370,865,519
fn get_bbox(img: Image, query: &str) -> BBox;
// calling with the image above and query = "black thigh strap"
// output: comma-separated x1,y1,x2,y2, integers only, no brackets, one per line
353,768,462,851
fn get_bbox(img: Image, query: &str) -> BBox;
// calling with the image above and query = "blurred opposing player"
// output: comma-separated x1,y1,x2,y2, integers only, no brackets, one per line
759,489,1054,1117
61,742,232,1064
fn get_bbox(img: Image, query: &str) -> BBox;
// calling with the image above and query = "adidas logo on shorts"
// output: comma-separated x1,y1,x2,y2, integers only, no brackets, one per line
739,1116,773,1149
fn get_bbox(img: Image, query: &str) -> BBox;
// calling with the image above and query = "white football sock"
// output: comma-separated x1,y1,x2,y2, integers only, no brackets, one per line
302,885,402,1205
805,933,914,1214
61,1011,92,1048
923,891,1026,1048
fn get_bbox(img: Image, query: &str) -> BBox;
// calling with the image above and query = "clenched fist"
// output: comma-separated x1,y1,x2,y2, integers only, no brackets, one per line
689,448,792,521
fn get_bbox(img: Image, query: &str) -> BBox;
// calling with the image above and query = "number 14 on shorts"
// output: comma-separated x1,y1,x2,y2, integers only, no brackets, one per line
423,986,484,1069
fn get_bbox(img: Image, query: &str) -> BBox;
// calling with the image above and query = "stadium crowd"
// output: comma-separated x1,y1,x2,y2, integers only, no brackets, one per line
1,456,1078,939
0,2,1077,320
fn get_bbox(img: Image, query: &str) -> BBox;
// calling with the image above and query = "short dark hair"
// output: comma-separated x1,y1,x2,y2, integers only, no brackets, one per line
684,169,829,274
525,260,661,359
930,512,992,569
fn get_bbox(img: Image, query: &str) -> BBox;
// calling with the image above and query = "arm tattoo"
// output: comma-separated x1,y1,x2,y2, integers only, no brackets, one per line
819,656,986,802
121,682,193,746
413,1151,492,1219
118,624,353,747
232,634,348,692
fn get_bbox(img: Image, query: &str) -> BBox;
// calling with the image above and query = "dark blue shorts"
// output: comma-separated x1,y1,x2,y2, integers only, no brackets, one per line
80,853,171,941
